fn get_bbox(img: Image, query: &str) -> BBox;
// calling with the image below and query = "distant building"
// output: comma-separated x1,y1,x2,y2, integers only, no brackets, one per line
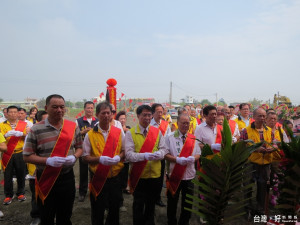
184,96,194,104
0,98,38,109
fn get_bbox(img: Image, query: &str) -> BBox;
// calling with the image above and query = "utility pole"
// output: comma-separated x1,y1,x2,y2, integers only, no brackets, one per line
169,81,172,108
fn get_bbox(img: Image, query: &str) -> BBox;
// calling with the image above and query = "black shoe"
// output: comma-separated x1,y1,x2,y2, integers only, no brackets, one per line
78,195,85,202
155,200,166,207
122,189,131,195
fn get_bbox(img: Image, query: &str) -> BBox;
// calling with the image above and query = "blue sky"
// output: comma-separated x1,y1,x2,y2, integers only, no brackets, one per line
1,0,299,105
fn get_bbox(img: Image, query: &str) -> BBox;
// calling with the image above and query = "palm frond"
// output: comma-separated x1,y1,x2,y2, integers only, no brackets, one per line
185,119,259,224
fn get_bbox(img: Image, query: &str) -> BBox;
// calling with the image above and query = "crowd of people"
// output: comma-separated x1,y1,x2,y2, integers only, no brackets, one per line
0,94,298,225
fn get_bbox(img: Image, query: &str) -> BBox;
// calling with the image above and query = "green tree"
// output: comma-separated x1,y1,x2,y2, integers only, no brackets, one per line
36,98,46,108
75,101,84,109
248,98,263,107
0,98,3,103
200,99,212,106
65,101,74,108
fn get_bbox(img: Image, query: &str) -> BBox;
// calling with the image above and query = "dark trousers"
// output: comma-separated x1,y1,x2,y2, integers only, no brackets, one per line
79,157,88,196
167,179,194,225
29,179,40,218
90,175,122,225
119,162,129,190
4,152,26,197
157,160,165,202
119,162,129,206
252,163,271,212
133,178,161,225
245,163,271,213
37,170,75,225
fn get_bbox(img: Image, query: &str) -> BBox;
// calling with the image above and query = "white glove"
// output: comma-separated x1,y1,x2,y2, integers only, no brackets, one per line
14,131,24,137
99,156,117,166
211,143,221,151
46,156,66,167
232,137,237,143
176,157,188,165
64,155,76,166
144,153,156,161
4,130,15,138
113,155,121,163
152,151,162,160
187,156,195,165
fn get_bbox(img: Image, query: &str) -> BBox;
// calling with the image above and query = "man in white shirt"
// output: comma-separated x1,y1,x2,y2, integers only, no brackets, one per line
165,114,200,225
195,105,219,150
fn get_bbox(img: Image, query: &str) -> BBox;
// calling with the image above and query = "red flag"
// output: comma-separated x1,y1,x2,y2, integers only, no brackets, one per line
121,93,125,98
119,98,121,102
99,92,104,98
78,113,82,117
93,99,97,103
133,118,136,122
129,99,133,104
75,116,78,119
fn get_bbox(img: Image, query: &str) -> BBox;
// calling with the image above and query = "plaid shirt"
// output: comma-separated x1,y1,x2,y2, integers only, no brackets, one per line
240,122,274,141
23,118,82,174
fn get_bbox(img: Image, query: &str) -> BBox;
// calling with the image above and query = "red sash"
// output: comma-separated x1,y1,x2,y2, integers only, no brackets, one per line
213,124,223,154
129,126,159,193
1,121,26,170
159,120,169,136
228,120,236,135
90,126,121,198
35,120,76,203
167,133,195,195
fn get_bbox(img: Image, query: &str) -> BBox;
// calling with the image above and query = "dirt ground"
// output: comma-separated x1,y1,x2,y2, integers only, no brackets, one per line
0,162,206,225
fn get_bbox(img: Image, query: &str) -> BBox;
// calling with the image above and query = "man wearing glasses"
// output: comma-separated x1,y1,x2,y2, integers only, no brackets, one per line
235,103,254,132
125,105,167,225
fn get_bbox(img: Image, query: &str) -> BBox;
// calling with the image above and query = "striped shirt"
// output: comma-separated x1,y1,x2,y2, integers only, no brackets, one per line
23,118,82,173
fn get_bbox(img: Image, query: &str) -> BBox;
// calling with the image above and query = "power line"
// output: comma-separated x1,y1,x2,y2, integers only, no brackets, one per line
172,82,216,97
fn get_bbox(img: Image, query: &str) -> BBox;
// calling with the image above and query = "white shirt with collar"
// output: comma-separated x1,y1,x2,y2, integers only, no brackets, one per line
240,115,250,127
194,121,217,146
125,123,167,162
150,118,171,136
82,124,125,157
165,130,201,180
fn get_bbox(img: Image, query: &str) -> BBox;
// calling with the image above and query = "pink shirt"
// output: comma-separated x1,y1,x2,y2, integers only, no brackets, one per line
194,122,217,146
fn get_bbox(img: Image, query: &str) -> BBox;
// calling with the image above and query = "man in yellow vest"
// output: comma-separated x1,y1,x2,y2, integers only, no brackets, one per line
162,107,172,125
0,133,7,218
83,101,124,225
265,111,289,206
240,108,274,215
0,105,28,205
235,103,254,132
125,105,167,225
184,105,197,134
